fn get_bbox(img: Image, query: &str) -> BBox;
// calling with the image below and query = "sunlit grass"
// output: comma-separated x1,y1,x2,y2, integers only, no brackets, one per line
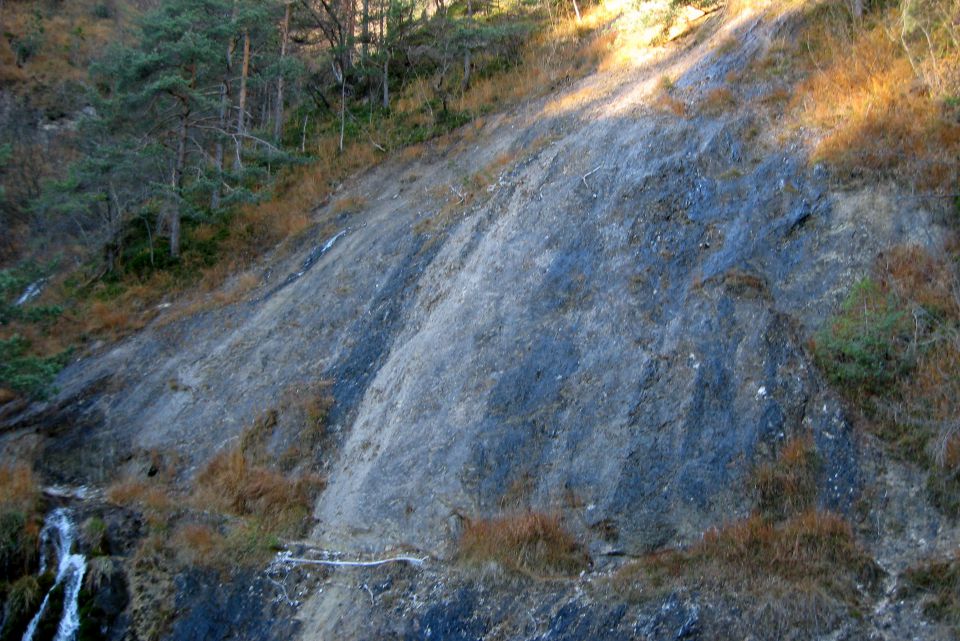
786,3,960,193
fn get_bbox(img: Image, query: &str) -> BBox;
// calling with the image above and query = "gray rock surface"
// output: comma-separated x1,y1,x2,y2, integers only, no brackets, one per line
3,4,947,553
1,7,956,640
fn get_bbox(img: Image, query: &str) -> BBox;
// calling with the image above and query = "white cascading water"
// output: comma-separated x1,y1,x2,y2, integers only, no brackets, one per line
21,507,87,641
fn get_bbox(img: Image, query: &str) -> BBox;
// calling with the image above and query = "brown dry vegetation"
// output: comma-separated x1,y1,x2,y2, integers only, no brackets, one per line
611,434,878,612
616,510,879,602
0,0,129,99
0,463,43,584
813,245,960,515
109,405,327,570
278,380,335,470
751,434,819,520
192,448,323,532
457,511,589,577
899,553,960,627
700,85,736,114
0,463,41,515
782,1,960,193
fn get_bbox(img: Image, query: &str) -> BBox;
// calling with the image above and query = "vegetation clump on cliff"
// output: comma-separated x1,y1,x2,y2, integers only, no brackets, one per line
814,246,960,516
458,511,589,577
613,437,881,624
0,463,45,641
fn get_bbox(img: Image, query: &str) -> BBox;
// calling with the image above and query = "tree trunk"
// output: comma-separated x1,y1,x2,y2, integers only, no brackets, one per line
171,106,188,259
382,51,389,108
274,2,291,142
572,0,581,21
211,80,228,209
361,0,370,65
339,71,346,152
236,30,251,138
381,0,389,108
214,4,237,203
462,0,472,91
344,0,356,70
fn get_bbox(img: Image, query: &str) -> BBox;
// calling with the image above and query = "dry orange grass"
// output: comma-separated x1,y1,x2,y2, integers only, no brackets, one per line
192,448,323,533
171,522,227,566
794,13,960,192
874,246,960,437
106,478,175,515
330,195,369,216
457,511,588,576
618,510,879,598
1,0,131,102
85,300,142,337
653,93,688,116
700,86,737,114
0,462,41,514
878,245,959,317
751,434,819,520
453,1,622,119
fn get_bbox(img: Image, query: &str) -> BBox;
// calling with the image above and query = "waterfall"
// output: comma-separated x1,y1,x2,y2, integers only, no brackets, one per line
21,508,87,641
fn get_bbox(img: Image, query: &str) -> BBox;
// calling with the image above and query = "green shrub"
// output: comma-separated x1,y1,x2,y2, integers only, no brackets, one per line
900,556,960,625
0,264,62,326
0,510,37,581
813,279,914,396
0,336,67,399
92,2,114,19
81,517,109,557
0,575,42,639
927,466,960,518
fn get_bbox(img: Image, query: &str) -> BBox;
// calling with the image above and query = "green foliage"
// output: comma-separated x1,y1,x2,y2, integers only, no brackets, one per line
0,263,62,326
0,575,42,641
0,336,67,399
81,517,109,557
12,10,44,65
91,1,114,20
0,263,66,399
900,556,960,626
927,465,960,517
813,279,913,396
0,511,36,581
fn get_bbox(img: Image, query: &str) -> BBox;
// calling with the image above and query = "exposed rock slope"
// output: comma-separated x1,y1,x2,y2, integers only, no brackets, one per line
2,5,955,640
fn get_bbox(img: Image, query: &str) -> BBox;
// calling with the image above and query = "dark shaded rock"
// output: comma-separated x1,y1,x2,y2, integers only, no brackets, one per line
166,569,300,641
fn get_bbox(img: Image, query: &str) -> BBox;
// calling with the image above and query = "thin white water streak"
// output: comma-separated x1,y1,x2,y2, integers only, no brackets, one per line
22,508,87,641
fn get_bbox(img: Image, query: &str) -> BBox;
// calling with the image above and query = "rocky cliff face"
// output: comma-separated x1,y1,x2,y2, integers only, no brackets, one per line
2,6,956,641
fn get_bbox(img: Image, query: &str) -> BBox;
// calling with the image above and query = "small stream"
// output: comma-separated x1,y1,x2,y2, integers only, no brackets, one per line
21,508,86,641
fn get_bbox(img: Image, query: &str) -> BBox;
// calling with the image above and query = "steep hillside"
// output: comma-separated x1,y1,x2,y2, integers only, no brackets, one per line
2,1,960,639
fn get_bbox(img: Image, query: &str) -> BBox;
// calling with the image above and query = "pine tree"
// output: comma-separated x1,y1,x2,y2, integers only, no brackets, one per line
89,0,280,259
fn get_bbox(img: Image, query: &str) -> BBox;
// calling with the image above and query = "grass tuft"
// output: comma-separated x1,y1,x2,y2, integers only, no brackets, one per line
814,246,960,515
0,463,42,588
457,511,588,577
812,278,914,398
615,510,880,603
788,3,960,193
192,448,323,535
752,434,820,521
900,554,960,626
